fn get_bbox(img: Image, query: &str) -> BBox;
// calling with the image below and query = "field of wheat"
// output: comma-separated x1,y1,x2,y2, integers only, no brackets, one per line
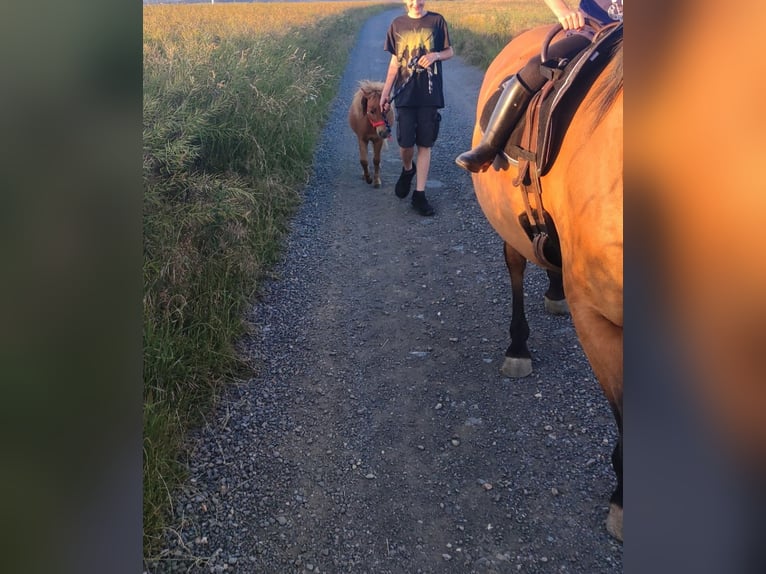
432,0,554,68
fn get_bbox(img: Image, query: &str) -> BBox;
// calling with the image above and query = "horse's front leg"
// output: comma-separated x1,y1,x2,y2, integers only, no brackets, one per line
372,138,383,188
501,241,533,378
357,138,372,184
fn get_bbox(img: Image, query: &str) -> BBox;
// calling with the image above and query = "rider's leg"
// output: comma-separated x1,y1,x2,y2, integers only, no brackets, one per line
455,34,592,173
455,75,533,173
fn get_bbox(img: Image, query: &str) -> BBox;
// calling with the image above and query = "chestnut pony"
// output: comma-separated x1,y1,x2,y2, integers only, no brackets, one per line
348,80,393,188
469,24,623,540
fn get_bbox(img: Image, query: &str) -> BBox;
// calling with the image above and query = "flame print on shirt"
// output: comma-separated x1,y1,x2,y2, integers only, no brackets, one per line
394,29,438,83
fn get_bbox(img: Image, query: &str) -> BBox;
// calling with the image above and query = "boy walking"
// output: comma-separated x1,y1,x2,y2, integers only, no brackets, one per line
381,0,453,216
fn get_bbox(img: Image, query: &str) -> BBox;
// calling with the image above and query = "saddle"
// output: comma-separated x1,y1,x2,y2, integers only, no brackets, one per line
479,22,623,269
480,22,623,176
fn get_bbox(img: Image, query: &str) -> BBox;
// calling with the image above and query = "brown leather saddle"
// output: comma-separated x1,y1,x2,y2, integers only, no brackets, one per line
481,22,623,175
479,21,623,270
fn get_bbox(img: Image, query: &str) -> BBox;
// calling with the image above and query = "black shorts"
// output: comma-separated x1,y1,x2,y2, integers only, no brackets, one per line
396,107,441,148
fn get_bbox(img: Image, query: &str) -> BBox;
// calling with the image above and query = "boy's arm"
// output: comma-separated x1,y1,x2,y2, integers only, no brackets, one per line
381,54,399,113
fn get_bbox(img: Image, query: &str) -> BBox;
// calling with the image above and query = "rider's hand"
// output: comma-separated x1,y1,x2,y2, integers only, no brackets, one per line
558,9,585,31
381,96,390,113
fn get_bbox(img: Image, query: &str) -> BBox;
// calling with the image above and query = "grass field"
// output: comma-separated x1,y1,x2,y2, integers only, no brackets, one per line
432,0,554,69
143,0,555,557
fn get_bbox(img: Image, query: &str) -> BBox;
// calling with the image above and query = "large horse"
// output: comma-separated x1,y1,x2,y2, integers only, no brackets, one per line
469,23,623,540
348,80,393,188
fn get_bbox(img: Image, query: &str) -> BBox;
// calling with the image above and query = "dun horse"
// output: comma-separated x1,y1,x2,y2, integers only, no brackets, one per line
348,80,393,188
469,23,623,540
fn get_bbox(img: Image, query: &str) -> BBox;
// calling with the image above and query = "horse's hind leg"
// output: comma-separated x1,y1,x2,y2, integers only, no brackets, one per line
357,138,372,184
372,139,383,188
501,242,533,378
569,303,624,541
544,269,569,315
607,413,623,541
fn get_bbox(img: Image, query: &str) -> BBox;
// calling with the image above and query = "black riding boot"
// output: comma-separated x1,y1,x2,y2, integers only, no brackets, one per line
455,75,533,173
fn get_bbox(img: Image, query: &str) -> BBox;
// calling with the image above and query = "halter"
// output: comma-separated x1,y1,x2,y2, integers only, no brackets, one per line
368,111,392,140
367,116,387,129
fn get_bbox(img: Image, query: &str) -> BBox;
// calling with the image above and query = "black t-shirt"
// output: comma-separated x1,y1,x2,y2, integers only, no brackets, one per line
384,11,451,108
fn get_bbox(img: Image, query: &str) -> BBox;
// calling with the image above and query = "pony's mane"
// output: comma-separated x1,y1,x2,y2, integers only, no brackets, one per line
357,79,384,94
352,80,385,118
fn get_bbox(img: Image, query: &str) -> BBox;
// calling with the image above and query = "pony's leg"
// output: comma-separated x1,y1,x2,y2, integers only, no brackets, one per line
568,303,624,541
357,138,372,184
372,139,383,188
501,242,533,378
543,269,569,315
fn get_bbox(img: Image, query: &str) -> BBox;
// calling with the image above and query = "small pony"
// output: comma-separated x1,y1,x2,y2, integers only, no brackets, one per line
348,80,393,188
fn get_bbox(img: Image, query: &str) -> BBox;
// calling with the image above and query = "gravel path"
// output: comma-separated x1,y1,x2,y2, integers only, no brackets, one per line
147,9,622,573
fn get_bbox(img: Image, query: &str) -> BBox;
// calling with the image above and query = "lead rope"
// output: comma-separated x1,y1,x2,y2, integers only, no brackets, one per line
383,114,392,139
384,56,435,136
389,56,434,103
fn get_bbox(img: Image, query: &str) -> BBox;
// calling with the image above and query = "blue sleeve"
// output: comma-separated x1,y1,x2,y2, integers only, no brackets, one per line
578,0,613,25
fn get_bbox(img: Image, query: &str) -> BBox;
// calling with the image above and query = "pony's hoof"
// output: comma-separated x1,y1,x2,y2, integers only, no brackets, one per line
544,296,570,315
373,181,381,189
606,503,623,542
501,357,533,378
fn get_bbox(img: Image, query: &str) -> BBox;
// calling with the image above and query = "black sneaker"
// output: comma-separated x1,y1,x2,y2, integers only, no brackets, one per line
394,165,416,198
411,191,435,217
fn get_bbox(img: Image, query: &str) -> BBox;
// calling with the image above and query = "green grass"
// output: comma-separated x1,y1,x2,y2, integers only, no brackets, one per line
142,2,391,556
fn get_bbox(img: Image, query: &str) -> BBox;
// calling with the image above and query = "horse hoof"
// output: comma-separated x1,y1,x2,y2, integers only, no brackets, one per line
373,181,381,188
501,357,533,378
544,296,570,315
606,503,623,542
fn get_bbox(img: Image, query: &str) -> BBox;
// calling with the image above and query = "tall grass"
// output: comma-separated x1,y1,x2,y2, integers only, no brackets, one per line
143,1,390,555
143,0,555,559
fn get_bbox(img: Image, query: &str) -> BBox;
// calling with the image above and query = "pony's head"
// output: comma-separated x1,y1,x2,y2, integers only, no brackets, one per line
357,80,392,140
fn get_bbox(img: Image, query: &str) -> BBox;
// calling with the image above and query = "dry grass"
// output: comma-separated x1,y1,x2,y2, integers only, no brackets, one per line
431,0,554,68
